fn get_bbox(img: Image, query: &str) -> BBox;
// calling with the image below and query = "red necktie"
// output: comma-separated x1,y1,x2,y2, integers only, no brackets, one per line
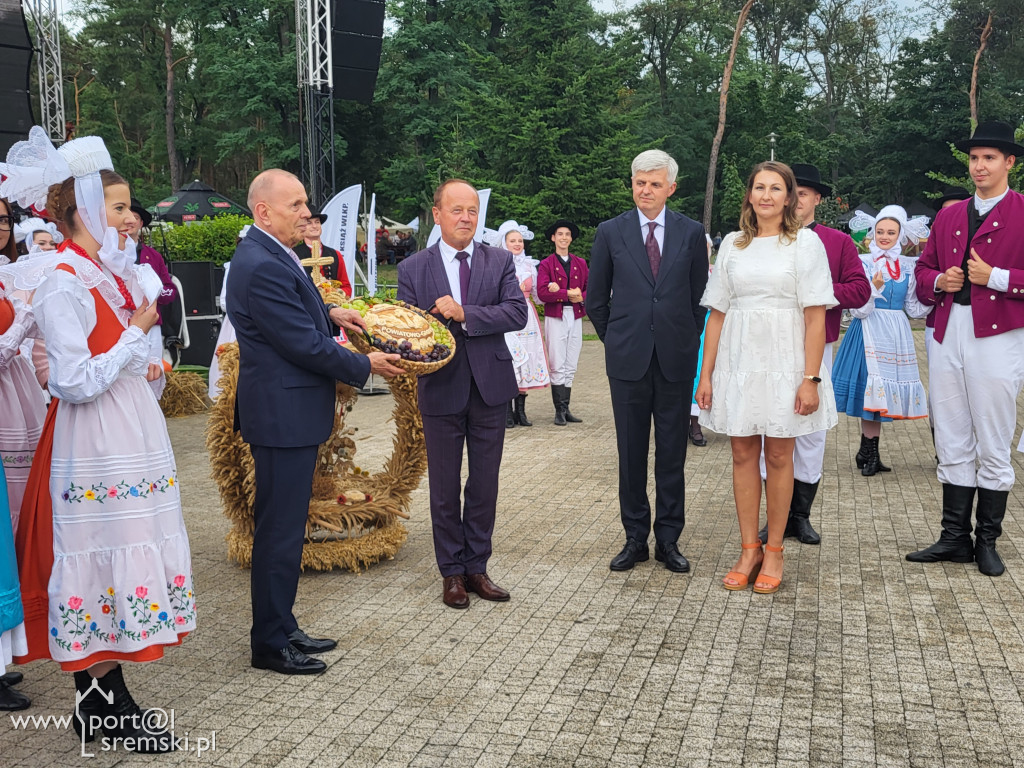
646,222,661,279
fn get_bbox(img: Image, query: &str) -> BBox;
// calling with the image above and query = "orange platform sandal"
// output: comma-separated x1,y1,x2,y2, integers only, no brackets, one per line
722,541,763,591
753,544,784,594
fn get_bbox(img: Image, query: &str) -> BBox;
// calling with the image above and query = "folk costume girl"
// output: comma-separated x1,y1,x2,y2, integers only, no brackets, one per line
0,198,46,535
490,220,549,427
831,205,930,476
537,219,588,426
0,128,194,751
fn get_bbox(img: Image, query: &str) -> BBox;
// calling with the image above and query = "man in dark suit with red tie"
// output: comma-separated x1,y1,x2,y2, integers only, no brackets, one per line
586,150,710,573
397,179,529,608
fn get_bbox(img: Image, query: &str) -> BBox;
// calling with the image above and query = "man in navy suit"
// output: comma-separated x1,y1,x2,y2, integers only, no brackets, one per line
228,169,402,675
398,180,528,608
586,150,709,573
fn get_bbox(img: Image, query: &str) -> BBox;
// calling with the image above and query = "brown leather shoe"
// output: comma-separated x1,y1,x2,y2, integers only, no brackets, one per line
442,575,470,609
466,573,510,602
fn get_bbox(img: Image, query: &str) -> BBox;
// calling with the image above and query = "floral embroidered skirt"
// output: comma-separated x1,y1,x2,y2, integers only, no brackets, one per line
0,355,46,533
30,376,196,669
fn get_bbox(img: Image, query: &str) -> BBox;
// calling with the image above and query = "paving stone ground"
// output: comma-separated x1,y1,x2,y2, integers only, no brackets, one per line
4,333,1024,767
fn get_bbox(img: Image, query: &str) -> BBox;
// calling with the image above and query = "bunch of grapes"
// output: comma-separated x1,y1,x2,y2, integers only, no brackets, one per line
371,336,451,363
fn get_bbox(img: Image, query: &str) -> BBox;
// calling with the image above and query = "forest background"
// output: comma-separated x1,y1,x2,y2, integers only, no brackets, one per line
48,0,1024,253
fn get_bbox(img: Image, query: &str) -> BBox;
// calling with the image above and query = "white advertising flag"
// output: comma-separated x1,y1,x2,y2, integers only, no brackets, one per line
366,193,377,296
319,183,361,291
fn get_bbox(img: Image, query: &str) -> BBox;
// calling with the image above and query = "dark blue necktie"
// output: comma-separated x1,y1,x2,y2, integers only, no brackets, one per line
456,250,471,303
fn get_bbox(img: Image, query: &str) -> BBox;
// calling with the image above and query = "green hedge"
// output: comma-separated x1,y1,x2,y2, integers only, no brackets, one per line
155,215,253,266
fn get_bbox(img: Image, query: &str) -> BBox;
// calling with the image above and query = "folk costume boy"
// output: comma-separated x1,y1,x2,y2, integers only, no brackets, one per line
908,121,1024,577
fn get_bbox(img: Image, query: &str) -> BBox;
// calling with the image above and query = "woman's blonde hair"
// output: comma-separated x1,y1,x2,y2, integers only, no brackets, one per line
735,161,802,249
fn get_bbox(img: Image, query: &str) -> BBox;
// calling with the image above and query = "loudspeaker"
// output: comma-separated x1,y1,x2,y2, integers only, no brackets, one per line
0,0,34,156
331,0,385,104
179,315,222,367
169,261,217,316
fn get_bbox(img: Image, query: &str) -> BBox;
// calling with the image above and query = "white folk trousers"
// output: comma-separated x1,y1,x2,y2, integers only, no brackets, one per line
930,303,1024,491
545,305,582,387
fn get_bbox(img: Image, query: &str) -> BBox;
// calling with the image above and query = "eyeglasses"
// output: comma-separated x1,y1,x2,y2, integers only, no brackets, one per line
0,216,13,232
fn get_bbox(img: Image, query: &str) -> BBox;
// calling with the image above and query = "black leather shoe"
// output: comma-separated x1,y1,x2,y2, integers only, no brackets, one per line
0,680,30,711
610,538,649,571
287,628,338,655
654,542,691,573
1,671,23,687
252,644,327,675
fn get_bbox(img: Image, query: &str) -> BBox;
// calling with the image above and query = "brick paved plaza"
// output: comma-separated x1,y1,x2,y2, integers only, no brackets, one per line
4,334,1024,767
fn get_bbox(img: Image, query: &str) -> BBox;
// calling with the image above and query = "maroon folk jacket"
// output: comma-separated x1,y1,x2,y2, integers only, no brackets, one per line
810,223,873,344
536,253,589,321
916,191,1024,342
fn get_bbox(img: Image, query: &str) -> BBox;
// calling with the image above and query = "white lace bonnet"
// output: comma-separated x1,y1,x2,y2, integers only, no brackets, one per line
483,220,534,249
0,126,114,246
848,204,930,246
13,216,62,245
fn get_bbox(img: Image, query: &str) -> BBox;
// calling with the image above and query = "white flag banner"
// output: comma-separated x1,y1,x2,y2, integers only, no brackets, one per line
425,188,491,248
405,217,419,233
366,192,378,296
319,183,361,291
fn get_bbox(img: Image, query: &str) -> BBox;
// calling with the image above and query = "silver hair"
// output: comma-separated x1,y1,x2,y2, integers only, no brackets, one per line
631,150,678,184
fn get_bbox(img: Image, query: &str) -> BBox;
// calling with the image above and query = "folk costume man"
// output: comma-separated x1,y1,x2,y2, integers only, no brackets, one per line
397,179,528,609
586,150,709,573
536,220,588,425
757,164,872,545
907,121,1024,577
293,209,353,297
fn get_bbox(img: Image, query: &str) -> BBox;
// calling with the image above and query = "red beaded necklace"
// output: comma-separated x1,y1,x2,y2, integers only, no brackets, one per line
58,240,137,311
874,253,901,281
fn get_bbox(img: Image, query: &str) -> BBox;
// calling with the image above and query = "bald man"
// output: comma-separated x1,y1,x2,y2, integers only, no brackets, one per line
228,170,401,675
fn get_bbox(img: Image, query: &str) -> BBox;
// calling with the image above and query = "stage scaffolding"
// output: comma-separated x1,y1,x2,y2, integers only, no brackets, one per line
296,0,336,209
24,0,65,142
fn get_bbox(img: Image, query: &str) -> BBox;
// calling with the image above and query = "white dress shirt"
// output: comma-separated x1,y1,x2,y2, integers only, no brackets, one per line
637,207,667,254
254,225,302,269
438,238,476,306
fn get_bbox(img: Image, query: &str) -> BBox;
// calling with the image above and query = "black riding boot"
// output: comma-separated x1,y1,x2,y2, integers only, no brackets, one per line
785,479,821,544
563,386,582,423
975,488,1009,576
552,385,566,426
506,400,516,428
905,484,976,563
515,394,532,427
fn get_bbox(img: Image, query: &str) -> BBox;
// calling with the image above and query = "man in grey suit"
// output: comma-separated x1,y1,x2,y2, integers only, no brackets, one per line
586,150,710,573
398,179,528,608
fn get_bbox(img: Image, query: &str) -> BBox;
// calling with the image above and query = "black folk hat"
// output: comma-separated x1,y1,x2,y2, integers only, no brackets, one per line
130,198,152,228
308,208,328,224
935,184,972,208
790,163,832,197
546,219,579,240
955,120,1024,156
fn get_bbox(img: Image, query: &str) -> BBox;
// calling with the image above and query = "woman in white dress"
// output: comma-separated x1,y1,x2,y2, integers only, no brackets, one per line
490,220,549,427
0,128,194,751
696,161,837,594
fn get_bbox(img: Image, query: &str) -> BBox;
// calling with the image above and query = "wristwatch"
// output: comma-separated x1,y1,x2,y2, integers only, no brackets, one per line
804,375,822,383
325,303,340,313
